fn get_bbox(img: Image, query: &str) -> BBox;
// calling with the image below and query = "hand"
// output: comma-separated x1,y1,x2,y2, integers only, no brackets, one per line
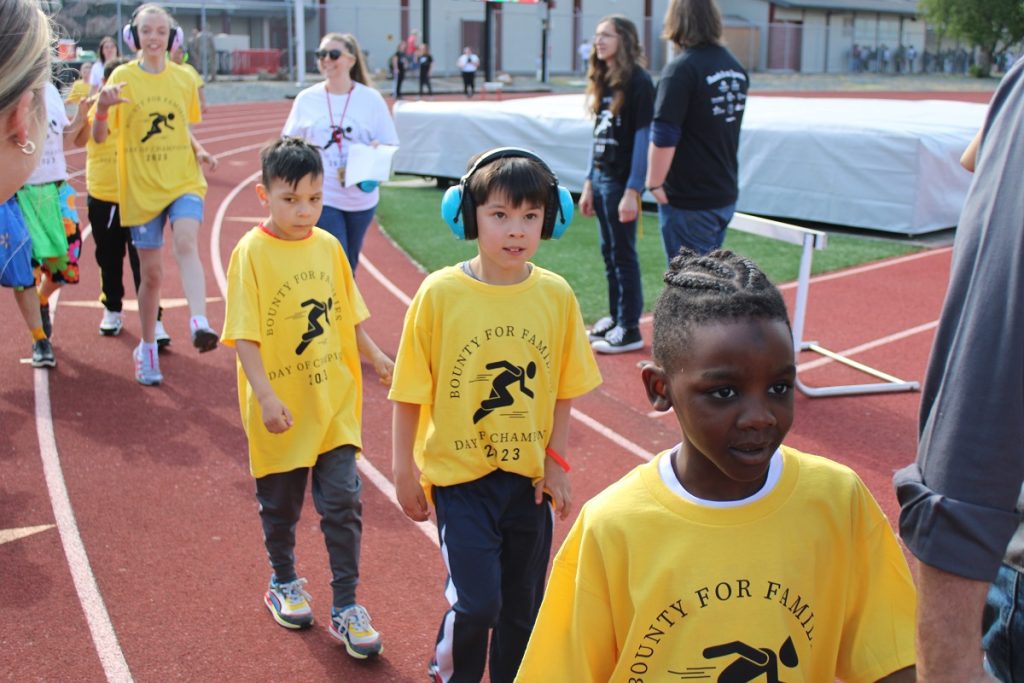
650,186,668,205
372,352,394,386
535,457,572,520
72,95,95,126
618,190,639,223
394,463,430,521
579,182,594,217
258,393,293,433
197,151,218,171
96,82,128,111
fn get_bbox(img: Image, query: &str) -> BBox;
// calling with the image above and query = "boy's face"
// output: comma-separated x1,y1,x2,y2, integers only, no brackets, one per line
473,191,544,284
642,318,795,501
256,173,323,241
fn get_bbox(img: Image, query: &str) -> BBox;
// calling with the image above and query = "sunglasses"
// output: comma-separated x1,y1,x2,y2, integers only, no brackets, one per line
315,48,344,61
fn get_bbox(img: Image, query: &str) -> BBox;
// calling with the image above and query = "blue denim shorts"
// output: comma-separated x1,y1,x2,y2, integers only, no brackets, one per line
128,194,204,250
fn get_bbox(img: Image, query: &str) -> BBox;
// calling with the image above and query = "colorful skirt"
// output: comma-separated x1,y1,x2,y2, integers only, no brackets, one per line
16,180,82,285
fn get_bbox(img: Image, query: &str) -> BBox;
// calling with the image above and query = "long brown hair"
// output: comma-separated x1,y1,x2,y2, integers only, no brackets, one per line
322,32,373,87
585,15,645,118
662,0,723,49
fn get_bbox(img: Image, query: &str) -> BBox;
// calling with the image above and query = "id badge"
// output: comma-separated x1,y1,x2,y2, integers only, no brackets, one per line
337,166,346,185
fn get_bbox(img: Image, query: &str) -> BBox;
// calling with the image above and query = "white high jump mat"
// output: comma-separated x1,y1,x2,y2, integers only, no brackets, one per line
392,94,984,235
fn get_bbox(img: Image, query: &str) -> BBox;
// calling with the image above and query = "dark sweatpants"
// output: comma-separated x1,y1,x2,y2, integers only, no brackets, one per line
255,444,363,609
431,469,553,683
88,196,141,313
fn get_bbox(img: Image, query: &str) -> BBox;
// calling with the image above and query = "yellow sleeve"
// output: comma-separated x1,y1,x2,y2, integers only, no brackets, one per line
836,480,918,683
388,285,435,405
556,290,602,399
221,233,261,346
515,512,619,683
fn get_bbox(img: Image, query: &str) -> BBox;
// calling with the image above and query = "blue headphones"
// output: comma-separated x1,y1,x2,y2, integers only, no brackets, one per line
441,147,574,240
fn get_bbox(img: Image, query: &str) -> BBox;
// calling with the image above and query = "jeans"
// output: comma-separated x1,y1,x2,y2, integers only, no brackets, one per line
591,172,643,330
317,204,376,273
983,563,1024,682
657,202,735,262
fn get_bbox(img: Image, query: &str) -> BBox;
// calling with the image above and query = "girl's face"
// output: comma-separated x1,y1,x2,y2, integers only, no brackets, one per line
643,318,795,501
136,11,171,58
317,39,355,80
101,39,117,61
594,21,619,62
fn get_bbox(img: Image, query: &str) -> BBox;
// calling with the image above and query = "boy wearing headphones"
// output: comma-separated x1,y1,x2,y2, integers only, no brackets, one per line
93,2,217,386
389,148,602,682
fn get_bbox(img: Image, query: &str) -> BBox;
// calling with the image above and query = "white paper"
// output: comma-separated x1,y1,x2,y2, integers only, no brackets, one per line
344,143,399,187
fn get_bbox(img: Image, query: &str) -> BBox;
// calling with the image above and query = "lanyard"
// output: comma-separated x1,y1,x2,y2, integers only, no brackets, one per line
325,83,354,156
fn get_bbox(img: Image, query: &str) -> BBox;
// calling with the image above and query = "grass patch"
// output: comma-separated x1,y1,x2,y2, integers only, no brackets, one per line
376,180,920,323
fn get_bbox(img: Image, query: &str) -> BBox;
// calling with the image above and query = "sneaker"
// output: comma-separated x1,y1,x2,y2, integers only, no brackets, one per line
99,310,124,336
427,658,442,682
133,343,163,386
264,577,314,630
40,304,52,339
591,326,644,354
154,320,171,349
329,604,382,659
588,315,616,342
31,339,56,368
190,315,218,353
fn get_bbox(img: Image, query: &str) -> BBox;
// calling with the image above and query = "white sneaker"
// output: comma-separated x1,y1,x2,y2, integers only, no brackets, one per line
99,310,123,336
133,343,163,386
154,320,171,349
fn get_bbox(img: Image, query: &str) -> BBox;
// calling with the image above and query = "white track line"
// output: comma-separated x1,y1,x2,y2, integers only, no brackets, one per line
210,171,439,546
36,291,134,683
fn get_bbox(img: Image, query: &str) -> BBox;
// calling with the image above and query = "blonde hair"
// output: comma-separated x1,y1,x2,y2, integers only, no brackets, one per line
133,2,174,29
662,0,723,49
586,15,646,118
0,0,52,117
322,32,373,87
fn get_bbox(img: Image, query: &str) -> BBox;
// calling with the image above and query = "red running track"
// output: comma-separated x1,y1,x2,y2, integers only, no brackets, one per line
0,96,958,681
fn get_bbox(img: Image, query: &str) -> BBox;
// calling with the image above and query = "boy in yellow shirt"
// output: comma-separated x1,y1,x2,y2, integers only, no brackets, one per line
515,249,916,683
390,148,602,682
221,137,393,660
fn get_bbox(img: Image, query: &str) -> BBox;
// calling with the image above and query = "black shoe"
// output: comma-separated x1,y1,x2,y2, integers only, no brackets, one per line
31,338,56,368
40,304,52,339
591,326,644,354
588,316,616,342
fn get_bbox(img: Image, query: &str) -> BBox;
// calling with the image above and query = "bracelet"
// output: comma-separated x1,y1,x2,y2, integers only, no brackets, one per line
545,446,571,473
94,111,108,121
645,185,662,193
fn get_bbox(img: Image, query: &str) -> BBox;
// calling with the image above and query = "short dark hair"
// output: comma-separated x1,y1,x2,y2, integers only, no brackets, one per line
652,248,790,373
464,152,553,212
260,137,323,189
104,57,130,82
662,0,723,49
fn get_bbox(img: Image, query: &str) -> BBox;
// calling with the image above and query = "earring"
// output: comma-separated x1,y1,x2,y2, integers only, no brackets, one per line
17,139,36,155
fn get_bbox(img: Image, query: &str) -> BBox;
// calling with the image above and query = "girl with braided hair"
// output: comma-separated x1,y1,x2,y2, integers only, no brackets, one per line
517,249,917,683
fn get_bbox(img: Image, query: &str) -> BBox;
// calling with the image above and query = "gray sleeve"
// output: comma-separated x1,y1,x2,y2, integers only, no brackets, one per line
894,59,1024,582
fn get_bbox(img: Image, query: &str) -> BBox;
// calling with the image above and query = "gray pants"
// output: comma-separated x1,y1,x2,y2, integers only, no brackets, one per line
256,444,362,609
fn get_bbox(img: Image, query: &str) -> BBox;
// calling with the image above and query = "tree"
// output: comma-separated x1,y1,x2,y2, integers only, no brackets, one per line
920,0,1024,76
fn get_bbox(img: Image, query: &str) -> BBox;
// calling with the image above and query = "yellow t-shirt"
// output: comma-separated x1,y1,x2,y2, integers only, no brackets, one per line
388,264,601,496
515,447,917,683
85,101,118,203
222,226,369,478
107,60,206,226
66,79,90,104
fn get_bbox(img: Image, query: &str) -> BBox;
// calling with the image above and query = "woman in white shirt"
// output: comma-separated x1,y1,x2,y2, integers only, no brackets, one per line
89,35,120,94
282,33,399,272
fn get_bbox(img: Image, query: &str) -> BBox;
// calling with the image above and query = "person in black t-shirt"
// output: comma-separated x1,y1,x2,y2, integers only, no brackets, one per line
391,43,406,100
646,0,748,260
579,15,654,355
417,43,433,96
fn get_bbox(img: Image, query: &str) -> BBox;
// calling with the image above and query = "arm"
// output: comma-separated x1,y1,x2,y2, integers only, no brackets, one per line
73,101,95,148
618,125,650,223
646,141,675,206
914,564,998,683
91,82,128,144
63,96,92,148
960,126,983,172
355,323,394,385
535,398,572,520
235,339,293,433
190,130,218,171
392,400,429,521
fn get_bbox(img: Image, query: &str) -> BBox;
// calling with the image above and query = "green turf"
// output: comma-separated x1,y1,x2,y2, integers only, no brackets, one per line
375,181,921,323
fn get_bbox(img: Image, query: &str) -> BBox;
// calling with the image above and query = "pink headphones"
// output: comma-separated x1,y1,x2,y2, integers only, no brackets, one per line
122,4,184,52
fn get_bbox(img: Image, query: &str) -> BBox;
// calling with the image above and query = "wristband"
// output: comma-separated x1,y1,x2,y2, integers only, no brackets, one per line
94,111,108,121
545,446,571,473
